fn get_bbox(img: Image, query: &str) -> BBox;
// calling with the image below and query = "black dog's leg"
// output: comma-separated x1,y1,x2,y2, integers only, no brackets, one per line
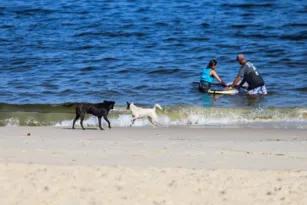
103,116,111,129
72,114,80,129
98,116,104,130
80,115,85,130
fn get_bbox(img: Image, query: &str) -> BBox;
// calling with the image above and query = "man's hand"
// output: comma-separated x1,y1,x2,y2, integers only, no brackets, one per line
224,86,233,91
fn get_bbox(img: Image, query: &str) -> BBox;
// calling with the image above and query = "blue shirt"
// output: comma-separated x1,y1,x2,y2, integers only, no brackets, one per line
200,68,214,84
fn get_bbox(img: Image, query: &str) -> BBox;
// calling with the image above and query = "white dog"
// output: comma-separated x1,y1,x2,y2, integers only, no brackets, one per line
126,102,162,126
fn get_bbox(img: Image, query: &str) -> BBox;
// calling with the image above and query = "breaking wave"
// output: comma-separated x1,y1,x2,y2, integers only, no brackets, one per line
0,103,306,128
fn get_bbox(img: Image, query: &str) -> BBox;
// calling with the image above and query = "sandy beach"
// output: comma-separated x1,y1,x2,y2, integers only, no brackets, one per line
0,126,306,205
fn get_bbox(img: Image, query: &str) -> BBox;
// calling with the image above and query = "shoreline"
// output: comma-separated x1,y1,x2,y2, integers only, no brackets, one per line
1,104,306,128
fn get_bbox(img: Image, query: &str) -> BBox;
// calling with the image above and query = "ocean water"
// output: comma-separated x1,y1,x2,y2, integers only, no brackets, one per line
0,0,306,127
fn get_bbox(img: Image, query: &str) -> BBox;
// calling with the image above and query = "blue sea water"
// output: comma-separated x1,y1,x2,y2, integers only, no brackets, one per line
0,0,306,127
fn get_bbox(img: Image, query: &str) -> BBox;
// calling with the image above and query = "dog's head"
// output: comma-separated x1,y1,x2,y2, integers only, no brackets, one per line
126,102,131,110
104,101,115,110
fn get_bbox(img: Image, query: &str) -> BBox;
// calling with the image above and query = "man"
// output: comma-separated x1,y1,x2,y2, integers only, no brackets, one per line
228,54,267,95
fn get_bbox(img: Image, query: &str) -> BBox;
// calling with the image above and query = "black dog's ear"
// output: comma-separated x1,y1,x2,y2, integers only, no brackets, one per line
108,103,114,109
126,102,129,105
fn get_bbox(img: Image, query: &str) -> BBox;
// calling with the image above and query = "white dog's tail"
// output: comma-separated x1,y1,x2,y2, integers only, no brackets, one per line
154,104,162,110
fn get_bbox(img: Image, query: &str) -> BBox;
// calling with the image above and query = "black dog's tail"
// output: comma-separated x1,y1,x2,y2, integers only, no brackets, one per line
63,103,77,107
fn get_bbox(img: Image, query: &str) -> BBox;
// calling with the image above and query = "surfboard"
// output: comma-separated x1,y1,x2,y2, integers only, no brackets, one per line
208,89,239,95
194,81,246,95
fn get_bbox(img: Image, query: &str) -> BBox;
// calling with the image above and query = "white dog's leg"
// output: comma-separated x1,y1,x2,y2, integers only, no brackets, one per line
130,117,137,127
153,119,162,127
148,117,155,127
155,121,162,127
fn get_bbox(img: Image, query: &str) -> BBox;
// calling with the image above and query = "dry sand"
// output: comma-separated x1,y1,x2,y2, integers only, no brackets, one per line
0,126,306,205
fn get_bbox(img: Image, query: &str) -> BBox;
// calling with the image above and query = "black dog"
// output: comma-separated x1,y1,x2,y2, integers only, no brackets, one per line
63,101,115,130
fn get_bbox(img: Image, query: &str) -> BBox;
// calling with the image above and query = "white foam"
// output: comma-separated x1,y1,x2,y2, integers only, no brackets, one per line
53,110,306,128
3,118,20,127
2,107,306,128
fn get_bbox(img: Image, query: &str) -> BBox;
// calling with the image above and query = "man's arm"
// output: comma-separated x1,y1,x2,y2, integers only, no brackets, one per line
230,66,245,89
230,76,241,89
237,79,246,89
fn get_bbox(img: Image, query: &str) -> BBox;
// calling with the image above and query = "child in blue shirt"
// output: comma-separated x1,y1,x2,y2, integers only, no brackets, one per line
199,60,227,92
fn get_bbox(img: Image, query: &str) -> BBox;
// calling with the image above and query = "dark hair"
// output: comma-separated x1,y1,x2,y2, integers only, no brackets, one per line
206,60,217,68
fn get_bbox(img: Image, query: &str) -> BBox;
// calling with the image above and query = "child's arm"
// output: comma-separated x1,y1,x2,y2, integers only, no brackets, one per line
211,70,227,87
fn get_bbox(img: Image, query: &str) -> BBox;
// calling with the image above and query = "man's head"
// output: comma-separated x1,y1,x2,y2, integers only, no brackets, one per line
236,54,246,65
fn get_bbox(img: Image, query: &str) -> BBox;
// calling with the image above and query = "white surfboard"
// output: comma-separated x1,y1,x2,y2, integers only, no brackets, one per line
208,89,239,95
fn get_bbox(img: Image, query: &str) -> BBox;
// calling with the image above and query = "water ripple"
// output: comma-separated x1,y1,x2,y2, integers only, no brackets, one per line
0,0,306,108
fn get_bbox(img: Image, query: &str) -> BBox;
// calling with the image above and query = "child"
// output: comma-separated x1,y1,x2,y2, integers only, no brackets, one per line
199,60,227,92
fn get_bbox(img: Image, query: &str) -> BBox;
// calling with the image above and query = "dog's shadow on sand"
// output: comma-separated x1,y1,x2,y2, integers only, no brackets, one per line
62,127,102,131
